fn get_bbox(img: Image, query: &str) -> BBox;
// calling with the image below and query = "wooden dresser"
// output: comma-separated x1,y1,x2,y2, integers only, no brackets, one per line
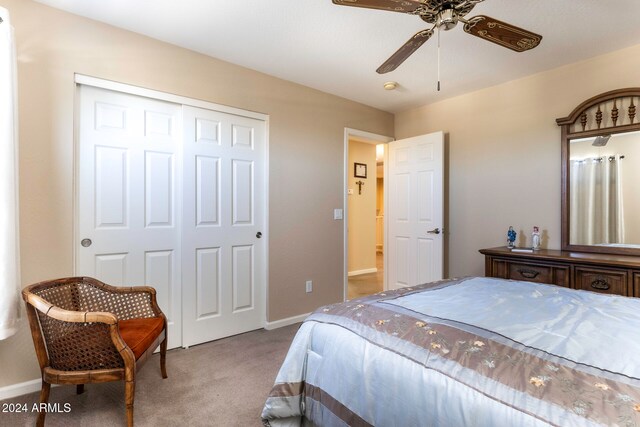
479,247,640,297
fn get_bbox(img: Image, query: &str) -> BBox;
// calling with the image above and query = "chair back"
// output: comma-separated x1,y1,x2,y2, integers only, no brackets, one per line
28,277,156,319
23,278,125,371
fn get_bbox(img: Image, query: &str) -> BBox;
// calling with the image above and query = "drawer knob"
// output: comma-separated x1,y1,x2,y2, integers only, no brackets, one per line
517,269,540,279
591,279,610,290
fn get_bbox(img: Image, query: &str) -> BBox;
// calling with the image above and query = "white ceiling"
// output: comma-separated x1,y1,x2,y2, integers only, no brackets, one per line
33,0,640,113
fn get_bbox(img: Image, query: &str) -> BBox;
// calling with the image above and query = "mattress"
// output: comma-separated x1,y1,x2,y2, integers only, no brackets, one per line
262,277,640,426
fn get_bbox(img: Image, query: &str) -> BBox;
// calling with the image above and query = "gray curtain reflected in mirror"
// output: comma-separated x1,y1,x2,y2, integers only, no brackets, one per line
570,155,623,245
569,131,640,248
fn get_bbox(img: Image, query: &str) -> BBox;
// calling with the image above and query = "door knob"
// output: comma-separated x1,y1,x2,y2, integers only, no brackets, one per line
427,228,441,235
81,238,92,247
256,232,262,239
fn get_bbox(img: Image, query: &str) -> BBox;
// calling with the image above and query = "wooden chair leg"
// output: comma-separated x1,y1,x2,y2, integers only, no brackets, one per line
76,384,85,394
160,338,168,379
36,380,51,427
125,380,135,427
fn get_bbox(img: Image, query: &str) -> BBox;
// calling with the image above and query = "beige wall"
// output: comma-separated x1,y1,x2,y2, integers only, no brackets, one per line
0,0,393,388
396,43,640,278
347,140,377,273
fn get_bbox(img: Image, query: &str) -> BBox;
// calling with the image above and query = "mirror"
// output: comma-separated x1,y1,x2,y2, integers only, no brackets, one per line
569,132,640,248
558,88,640,256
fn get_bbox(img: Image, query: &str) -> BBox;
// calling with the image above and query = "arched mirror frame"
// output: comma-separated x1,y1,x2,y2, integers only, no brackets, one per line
557,88,640,256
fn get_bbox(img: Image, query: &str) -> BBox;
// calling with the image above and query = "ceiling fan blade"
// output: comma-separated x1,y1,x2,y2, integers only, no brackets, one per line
332,0,426,14
463,15,542,52
376,29,434,74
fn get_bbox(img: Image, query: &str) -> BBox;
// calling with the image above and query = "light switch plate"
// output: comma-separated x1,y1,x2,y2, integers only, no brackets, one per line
334,209,343,220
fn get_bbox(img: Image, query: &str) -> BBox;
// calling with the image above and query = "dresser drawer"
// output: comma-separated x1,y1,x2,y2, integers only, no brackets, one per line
506,262,570,287
481,247,640,298
574,267,628,296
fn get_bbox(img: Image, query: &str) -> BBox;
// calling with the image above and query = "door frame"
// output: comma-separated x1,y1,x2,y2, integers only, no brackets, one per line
73,74,270,346
343,128,394,301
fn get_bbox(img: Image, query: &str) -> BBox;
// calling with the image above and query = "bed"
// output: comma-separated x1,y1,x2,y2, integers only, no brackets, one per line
261,277,640,426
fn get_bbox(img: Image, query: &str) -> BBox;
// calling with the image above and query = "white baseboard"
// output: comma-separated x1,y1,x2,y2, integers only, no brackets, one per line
264,312,310,330
348,268,377,277
0,378,46,401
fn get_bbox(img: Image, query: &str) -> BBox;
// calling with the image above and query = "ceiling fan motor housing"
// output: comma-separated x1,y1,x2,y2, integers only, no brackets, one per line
437,8,458,30
419,0,476,26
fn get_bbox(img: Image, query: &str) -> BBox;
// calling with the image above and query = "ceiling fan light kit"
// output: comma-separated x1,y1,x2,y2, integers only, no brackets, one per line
333,0,542,77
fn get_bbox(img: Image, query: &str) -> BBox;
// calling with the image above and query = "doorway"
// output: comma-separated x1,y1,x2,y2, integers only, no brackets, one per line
343,129,393,300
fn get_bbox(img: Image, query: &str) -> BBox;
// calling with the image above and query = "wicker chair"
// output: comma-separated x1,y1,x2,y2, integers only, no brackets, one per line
22,277,168,427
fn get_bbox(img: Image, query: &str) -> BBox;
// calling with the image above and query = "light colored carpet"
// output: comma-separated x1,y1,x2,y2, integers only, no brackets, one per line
0,323,300,426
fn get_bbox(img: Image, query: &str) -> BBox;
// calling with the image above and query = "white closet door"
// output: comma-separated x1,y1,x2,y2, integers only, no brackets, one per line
77,85,182,348
181,106,266,347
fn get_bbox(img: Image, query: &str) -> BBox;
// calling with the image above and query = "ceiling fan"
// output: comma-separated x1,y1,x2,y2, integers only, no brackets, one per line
332,0,542,74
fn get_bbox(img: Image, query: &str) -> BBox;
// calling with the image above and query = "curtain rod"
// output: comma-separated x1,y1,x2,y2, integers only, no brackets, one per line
572,155,625,163
593,155,625,162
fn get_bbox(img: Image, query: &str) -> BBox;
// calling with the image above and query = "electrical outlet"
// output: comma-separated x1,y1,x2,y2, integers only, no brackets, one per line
305,280,313,293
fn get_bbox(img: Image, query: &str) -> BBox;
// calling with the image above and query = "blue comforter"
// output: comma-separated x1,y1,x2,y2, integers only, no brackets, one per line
262,277,640,426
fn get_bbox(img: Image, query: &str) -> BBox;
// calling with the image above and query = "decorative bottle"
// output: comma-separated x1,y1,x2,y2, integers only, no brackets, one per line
532,226,541,250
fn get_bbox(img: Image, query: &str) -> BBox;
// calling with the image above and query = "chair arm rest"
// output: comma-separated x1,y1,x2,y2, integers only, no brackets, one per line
24,292,118,324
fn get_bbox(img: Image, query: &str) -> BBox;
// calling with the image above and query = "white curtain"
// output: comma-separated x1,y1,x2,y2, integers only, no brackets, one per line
0,7,21,340
570,156,624,246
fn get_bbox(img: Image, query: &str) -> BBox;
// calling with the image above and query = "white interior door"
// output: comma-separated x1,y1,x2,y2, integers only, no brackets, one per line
181,106,266,347
77,85,182,348
387,131,444,290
